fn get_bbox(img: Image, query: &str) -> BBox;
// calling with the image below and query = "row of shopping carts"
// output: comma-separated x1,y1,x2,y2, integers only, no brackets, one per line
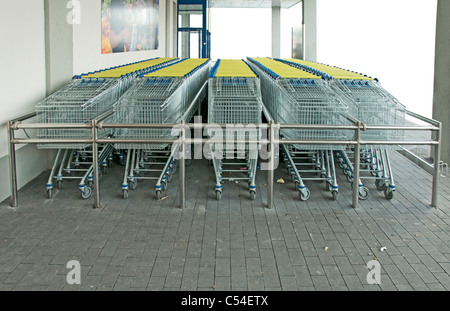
113,58,210,199
207,59,263,200
35,55,406,204
36,57,179,199
247,57,406,201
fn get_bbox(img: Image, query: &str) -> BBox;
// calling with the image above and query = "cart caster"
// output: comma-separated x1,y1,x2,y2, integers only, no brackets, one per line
299,188,311,201
57,180,63,190
102,165,107,175
156,190,162,200
167,172,173,182
375,179,387,191
331,191,338,201
216,190,222,201
122,189,129,199
250,190,256,201
81,186,92,199
129,180,137,190
346,174,353,183
119,156,126,166
359,186,370,200
47,188,53,199
384,188,395,200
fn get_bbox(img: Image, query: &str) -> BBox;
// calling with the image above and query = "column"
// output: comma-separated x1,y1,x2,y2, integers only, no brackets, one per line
303,0,317,61
432,0,450,164
272,5,281,59
44,0,74,95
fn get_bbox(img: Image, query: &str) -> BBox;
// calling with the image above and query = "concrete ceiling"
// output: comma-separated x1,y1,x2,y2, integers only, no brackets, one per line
208,0,302,9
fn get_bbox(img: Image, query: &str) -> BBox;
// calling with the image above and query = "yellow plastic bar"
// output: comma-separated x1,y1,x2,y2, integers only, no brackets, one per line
251,57,320,79
145,58,209,77
82,58,177,78
215,59,256,78
284,58,374,80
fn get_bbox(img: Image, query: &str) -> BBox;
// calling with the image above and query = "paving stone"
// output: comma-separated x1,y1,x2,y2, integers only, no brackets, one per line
1,150,450,292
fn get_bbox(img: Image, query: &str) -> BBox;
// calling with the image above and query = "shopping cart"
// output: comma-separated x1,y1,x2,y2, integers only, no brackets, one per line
248,57,352,201
207,59,263,200
278,58,406,200
112,58,210,199
36,57,177,199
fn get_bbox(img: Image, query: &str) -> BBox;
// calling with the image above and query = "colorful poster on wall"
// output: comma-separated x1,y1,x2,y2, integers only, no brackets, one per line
101,0,159,54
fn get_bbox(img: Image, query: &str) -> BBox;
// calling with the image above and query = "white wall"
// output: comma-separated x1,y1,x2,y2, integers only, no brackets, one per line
73,0,167,76
0,0,171,203
0,0,49,203
316,0,437,118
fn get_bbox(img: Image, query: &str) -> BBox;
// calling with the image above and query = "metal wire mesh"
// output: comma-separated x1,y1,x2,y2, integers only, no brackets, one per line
208,77,262,125
250,62,352,150
330,79,406,146
36,78,128,149
112,62,210,150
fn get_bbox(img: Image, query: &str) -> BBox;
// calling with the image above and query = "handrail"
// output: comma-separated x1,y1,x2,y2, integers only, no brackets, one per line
8,96,442,210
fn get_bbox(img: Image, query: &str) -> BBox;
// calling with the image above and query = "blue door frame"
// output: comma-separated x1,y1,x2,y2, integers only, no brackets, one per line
177,0,210,58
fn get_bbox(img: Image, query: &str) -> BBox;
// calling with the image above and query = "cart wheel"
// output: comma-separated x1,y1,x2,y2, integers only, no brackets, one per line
250,190,256,201
122,189,129,199
47,188,52,199
102,166,107,175
299,188,311,201
156,190,162,200
346,174,353,183
167,173,173,182
129,180,137,190
331,191,338,201
57,180,63,190
162,181,167,191
81,186,92,200
384,189,394,200
359,187,370,200
119,156,126,166
216,190,222,201
375,179,387,191
171,164,177,175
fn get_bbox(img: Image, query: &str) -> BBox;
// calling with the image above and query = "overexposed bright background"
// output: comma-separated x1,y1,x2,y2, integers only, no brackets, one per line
317,0,437,118
209,0,437,118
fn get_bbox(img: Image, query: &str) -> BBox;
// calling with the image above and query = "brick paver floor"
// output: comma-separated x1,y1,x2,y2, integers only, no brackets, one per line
1,150,449,291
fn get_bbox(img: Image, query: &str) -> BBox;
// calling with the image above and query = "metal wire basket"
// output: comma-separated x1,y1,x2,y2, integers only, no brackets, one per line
35,78,126,149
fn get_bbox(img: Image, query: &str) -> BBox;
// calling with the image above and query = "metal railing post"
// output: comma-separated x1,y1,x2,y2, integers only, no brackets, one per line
8,121,18,207
352,122,362,209
267,120,275,209
92,119,101,209
179,120,186,209
432,122,442,207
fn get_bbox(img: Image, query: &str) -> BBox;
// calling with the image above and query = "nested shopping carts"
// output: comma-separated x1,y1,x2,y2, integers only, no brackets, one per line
112,58,210,199
36,57,177,199
278,58,406,200
248,57,352,201
207,59,263,200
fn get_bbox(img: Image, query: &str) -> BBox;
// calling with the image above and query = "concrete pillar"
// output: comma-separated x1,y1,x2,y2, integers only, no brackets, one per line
303,0,317,61
432,0,450,164
272,6,281,58
44,0,74,96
